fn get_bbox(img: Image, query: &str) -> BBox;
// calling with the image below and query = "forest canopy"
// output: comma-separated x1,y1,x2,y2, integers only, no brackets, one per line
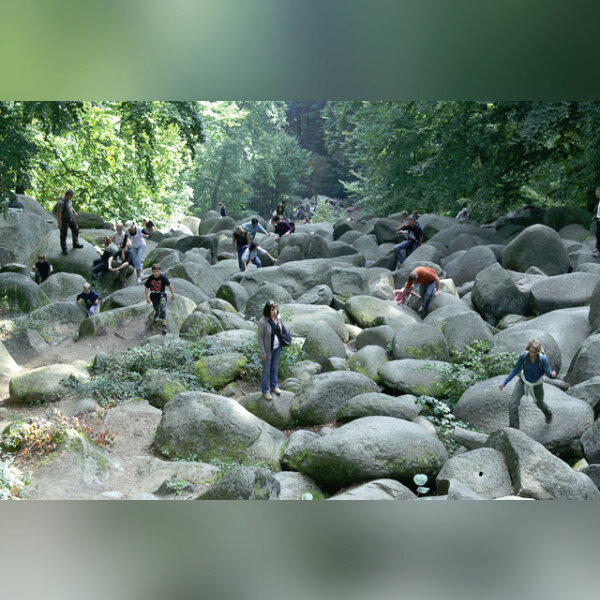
1,100,599,223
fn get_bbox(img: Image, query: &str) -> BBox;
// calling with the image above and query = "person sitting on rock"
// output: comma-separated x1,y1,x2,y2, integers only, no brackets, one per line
144,263,175,336
33,254,53,284
394,215,423,264
108,246,135,287
498,339,556,429
91,237,119,282
112,221,131,259
399,266,440,317
7,194,24,209
77,283,100,316
272,215,292,238
241,242,277,272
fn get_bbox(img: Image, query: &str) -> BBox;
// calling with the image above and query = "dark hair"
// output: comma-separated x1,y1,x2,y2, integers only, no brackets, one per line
272,215,280,222
250,242,257,250
145,220,155,229
408,272,418,282
276,205,284,215
151,263,161,270
251,217,258,225
262,300,277,318
65,189,74,197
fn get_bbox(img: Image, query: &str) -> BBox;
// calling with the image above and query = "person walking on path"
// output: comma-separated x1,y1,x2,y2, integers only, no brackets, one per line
241,242,277,272
145,263,175,335
593,187,600,258
399,266,440,317
126,220,146,283
56,189,83,255
258,301,285,400
242,217,270,241
498,339,557,429
77,283,100,316
394,215,423,265
33,254,53,284
232,226,251,272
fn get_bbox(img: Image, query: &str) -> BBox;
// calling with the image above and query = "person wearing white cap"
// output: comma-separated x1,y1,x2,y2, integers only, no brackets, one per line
127,220,146,283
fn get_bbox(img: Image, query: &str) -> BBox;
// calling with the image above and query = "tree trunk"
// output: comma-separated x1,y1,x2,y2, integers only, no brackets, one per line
210,156,227,210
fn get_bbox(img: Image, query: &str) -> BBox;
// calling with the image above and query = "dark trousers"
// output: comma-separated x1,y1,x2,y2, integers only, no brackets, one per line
596,219,600,251
60,218,79,251
509,378,552,429
236,246,246,271
92,257,109,279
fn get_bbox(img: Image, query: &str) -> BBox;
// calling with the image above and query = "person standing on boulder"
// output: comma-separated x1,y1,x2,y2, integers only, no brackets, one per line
498,339,556,428
593,187,600,258
56,189,83,256
399,266,440,317
218,202,227,218
145,263,175,335
232,226,251,272
394,215,423,264
126,220,146,283
258,301,286,401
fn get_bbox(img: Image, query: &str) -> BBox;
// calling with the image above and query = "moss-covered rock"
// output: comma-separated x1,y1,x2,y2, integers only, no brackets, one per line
378,359,448,398
193,352,248,390
392,323,449,361
238,390,296,428
143,369,186,408
0,272,49,313
345,295,417,329
348,345,388,383
302,321,346,365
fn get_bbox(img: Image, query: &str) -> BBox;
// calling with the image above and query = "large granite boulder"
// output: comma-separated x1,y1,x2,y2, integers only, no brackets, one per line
193,352,248,390
154,392,286,470
298,416,448,490
0,209,53,263
565,334,600,386
244,284,293,321
292,371,379,425
392,324,449,361
485,428,600,500
197,467,281,500
336,392,420,423
238,391,296,429
348,345,388,383
502,224,570,276
0,272,49,313
3,329,49,364
345,295,418,329
493,328,561,374
379,359,448,397
529,273,600,315
329,479,417,500
590,280,600,333
216,282,249,312
39,272,87,302
278,303,348,342
302,321,347,365
440,311,494,354
444,245,498,287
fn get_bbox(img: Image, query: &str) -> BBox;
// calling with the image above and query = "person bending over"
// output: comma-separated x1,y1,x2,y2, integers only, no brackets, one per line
400,266,440,317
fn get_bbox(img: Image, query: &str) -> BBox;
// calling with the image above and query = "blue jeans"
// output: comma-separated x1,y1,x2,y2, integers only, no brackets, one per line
250,256,262,269
394,240,417,264
92,257,109,279
419,282,436,312
236,246,246,271
131,245,145,271
261,346,281,394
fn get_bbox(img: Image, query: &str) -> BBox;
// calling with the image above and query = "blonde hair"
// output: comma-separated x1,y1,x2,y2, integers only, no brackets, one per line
83,283,91,292
526,339,543,353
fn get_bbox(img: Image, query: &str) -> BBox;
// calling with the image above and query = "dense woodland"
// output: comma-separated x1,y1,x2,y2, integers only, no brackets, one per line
2,101,600,223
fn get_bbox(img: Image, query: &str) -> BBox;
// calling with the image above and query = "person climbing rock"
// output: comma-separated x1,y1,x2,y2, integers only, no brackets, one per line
241,242,277,272
126,220,146,283
77,282,100,316
394,215,423,264
498,339,557,429
242,217,270,241
399,266,440,317
232,226,251,272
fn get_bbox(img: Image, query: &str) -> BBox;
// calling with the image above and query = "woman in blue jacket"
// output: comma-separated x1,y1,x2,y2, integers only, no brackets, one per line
498,339,556,429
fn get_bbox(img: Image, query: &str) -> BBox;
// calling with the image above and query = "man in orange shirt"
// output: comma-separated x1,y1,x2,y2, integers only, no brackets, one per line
400,266,440,317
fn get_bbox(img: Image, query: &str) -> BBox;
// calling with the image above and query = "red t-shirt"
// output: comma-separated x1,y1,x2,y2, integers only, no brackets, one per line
405,266,438,291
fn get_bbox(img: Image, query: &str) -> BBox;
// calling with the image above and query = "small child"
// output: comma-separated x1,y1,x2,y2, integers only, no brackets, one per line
33,254,53,284
393,287,421,305
77,283,100,316
144,263,175,335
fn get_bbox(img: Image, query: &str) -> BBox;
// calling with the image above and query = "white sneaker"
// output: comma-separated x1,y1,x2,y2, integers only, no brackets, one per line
594,250,600,258
136,277,142,283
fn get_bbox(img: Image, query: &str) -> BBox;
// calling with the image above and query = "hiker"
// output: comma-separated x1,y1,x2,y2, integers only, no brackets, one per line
394,215,423,264
126,220,146,283
232,226,251,272
112,221,130,257
399,266,440,317
398,210,409,224
281,200,289,219
393,286,420,305
241,242,277,272
145,263,175,335
272,215,292,238
108,246,135,287
142,220,155,238
91,237,119,281
33,254,53,284
456,207,471,222
498,339,557,428
411,209,421,221
218,202,227,217
257,301,287,400
7,194,24,209
594,187,600,258
56,189,83,256
77,283,100,316
242,217,270,241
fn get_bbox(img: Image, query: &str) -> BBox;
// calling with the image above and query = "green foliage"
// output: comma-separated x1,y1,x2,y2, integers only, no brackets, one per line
415,395,479,455
209,458,272,476
311,196,338,223
435,340,516,408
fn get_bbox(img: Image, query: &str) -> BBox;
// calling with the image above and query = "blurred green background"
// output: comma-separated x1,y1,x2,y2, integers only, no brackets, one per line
1,0,599,99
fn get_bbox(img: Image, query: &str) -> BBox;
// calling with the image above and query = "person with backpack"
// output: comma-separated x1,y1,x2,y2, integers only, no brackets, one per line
257,301,290,400
498,339,556,428
232,226,251,272
56,189,83,256
394,215,423,264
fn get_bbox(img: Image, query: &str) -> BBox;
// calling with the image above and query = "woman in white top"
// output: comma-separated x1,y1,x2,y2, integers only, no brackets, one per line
112,222,131,258
127,220,146,283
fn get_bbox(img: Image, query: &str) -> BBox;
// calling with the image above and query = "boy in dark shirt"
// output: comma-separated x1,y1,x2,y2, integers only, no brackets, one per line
394,216,423,264
33,254,53,284
144,263,175,335
76,283,100,316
